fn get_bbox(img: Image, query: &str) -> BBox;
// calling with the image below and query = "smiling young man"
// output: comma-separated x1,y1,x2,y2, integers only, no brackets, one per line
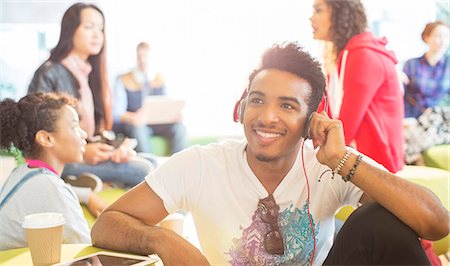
91,43,448,265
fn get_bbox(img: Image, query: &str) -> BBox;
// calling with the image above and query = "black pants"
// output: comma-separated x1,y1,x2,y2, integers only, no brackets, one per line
324,203,430,265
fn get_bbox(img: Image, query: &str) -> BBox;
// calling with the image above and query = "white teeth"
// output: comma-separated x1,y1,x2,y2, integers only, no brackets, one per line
256,130,281,139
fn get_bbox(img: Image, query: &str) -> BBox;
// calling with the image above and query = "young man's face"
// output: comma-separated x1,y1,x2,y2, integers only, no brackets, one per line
243,69,312,163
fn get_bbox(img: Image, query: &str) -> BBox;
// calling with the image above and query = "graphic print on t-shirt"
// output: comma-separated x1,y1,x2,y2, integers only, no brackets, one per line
228,202,318,265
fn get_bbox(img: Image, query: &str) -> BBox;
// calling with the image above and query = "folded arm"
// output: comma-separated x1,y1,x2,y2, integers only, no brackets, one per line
91,182,209,265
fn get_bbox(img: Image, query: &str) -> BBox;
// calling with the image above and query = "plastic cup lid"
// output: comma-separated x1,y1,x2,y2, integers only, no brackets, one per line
22,213,65,229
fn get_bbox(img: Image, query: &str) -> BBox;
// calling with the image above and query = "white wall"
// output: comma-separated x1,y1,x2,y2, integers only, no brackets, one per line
102,0,316,137
0,0,441,138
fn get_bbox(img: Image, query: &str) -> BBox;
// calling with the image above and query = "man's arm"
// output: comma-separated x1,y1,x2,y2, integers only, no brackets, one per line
310,112,449,240
91,182,209,265
343,154,448,240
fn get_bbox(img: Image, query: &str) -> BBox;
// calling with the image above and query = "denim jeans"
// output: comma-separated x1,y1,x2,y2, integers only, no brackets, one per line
113,122,188,154
62,155,155,188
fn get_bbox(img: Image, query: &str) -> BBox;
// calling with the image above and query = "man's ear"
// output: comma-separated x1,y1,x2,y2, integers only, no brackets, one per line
35,130,55,148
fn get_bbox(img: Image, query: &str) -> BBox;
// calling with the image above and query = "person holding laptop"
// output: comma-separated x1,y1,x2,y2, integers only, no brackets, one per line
112,42,188,155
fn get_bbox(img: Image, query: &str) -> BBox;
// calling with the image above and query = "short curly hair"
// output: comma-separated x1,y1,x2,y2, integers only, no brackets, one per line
326,0,367,59
0,92,76,158
247,42,326,117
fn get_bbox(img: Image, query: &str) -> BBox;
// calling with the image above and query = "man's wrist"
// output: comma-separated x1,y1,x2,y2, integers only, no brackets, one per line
332,149,351,175
336,153,360,181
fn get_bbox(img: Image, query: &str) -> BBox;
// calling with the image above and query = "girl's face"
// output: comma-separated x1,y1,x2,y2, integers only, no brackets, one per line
310,0,332,41
425,25,450,54
49,105,87,164
72,7,104,60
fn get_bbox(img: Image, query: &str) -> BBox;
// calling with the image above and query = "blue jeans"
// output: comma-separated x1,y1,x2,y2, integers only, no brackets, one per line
113,122,188,154
62,156,155,188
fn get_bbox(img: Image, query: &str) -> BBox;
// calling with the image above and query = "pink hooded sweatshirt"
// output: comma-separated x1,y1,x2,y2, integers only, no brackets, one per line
337,32,404,173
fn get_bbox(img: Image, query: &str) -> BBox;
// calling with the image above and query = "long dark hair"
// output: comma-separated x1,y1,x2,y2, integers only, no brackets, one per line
49,2,112,130
0,93,76,158
325,0,367,60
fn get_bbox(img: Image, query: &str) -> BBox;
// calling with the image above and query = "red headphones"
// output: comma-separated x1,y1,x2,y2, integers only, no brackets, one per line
233,88,328,140
233,89,249,123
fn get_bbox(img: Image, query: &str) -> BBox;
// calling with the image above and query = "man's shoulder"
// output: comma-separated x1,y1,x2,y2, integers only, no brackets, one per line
120,72,142,90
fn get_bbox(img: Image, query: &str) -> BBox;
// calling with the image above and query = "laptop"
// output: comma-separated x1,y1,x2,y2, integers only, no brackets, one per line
142,95,186,125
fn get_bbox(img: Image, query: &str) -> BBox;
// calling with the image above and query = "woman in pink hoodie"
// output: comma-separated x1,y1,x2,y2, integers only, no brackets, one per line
310,0,404,173
310,1,442,263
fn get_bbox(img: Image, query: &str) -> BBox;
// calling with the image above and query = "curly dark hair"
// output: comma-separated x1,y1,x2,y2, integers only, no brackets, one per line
247,42,326,118
0,92,76,158
325,0,367,59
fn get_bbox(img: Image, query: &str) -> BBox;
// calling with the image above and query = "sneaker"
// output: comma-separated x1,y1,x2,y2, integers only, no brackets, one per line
62,172,103,192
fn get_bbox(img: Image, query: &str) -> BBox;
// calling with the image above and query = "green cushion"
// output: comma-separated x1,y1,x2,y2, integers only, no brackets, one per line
150,136,171,156
149,135,221,157
423,144,450,171
335,165,449,255
189,136,220,146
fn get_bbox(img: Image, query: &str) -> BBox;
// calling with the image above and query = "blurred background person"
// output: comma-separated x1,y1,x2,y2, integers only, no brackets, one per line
310,0,404,173
402,20,449,118
28,3,154,189
112,42,188,155
402,20,450,165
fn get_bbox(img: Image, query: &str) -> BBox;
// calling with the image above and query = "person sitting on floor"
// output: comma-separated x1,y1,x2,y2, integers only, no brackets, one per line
113,42,188,155
28,3,155,190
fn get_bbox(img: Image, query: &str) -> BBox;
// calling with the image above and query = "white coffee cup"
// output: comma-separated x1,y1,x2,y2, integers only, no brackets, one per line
22,213,65,266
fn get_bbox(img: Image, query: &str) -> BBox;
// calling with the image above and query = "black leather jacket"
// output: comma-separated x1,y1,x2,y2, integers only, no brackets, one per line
28,60,81,99
28,60,104,133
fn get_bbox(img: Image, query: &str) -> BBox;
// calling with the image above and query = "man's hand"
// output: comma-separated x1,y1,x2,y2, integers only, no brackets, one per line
308,111,347,170
83,142,115,165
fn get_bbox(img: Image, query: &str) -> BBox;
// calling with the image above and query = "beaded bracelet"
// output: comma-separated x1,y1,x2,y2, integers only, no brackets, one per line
332,150,351,176
343,155,363,182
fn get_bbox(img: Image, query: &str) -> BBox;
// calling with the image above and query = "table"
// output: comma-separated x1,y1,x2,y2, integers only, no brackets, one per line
0,244,159,265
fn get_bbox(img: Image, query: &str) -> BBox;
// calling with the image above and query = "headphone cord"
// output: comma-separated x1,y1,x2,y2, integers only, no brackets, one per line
301,139,316,266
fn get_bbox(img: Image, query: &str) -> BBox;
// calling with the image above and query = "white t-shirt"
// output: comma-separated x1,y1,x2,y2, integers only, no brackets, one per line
146,139,364,265
0,165,91,250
